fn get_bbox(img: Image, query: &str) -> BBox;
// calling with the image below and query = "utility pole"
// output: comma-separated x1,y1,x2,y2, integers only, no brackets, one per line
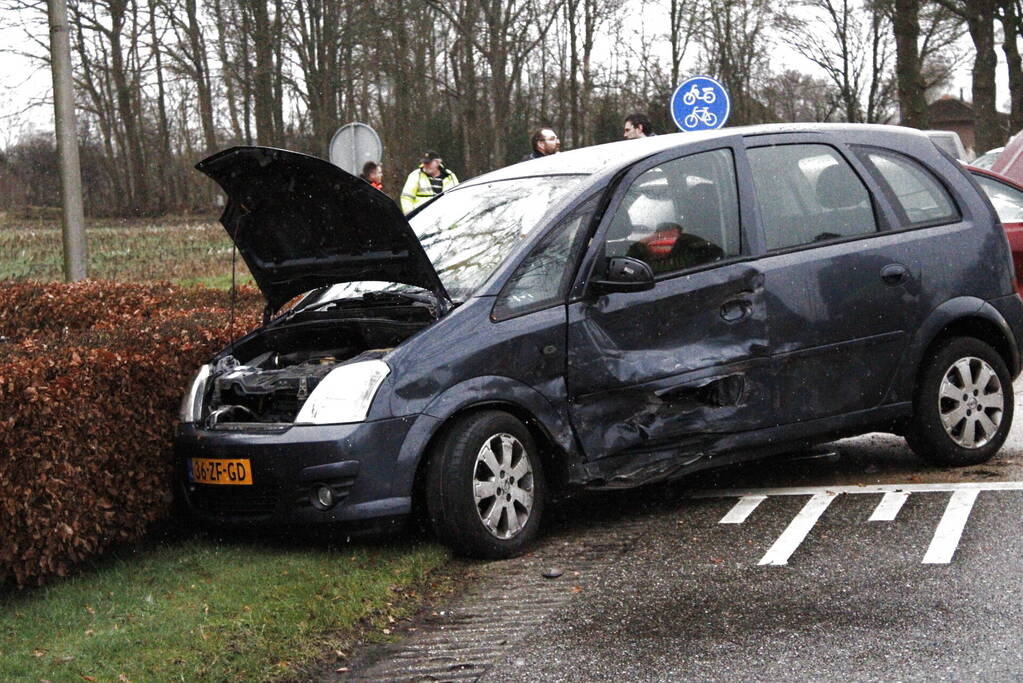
47,0,87,281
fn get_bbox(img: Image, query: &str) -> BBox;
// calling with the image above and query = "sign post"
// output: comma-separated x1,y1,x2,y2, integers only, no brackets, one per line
328,123,383,176
670,76,731,133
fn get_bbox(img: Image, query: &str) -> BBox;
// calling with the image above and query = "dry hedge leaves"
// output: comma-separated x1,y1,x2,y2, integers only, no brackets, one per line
0,281,261,587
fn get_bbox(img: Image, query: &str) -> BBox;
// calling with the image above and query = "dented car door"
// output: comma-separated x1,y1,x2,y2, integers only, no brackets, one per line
565,141,773,464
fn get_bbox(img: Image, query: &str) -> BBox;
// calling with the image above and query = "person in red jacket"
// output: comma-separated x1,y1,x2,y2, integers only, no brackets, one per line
360,160,384,191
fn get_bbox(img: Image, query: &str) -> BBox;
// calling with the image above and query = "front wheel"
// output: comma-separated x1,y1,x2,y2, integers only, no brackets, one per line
906,337,1013,466
425,411,546,558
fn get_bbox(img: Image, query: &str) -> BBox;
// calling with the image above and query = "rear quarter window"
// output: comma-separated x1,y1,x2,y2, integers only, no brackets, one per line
854,147,960,228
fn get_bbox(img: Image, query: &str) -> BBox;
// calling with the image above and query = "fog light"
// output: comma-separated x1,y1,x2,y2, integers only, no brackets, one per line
314,484,336,509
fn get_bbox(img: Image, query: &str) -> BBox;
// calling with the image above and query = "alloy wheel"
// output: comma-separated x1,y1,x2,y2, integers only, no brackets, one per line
472,433,534,539
938,356,1004,449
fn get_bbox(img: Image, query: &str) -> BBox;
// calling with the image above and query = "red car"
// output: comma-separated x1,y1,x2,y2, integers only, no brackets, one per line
969,167,1023,296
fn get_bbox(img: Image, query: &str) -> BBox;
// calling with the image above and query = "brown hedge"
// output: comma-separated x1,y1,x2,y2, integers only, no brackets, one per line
0,281,261,586
0,279,263,340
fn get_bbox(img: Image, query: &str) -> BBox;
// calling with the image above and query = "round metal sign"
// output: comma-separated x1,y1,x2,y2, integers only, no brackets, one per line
328,122,383,176
670,76,731,132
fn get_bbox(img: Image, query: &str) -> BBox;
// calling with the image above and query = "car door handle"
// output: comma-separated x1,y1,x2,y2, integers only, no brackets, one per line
720,298,753,322
881,263,908,286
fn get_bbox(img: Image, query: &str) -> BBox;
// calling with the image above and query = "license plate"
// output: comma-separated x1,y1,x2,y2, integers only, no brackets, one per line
189,458,253,485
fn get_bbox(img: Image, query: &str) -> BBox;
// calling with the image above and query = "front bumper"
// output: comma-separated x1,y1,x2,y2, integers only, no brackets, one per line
174,416,417,525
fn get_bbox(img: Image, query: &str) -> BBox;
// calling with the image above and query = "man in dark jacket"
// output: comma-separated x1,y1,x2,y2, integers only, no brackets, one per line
522,127,561,161
623,113,655,139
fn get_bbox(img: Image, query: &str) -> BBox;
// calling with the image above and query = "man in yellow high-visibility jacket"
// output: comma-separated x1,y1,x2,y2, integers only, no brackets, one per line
400,151,459,214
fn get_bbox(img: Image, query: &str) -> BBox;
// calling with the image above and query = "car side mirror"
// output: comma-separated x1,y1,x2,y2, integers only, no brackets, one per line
590,256,655,294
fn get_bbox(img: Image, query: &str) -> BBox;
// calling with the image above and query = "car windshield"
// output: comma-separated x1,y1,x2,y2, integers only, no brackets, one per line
303,174,586,307
408,175,585,299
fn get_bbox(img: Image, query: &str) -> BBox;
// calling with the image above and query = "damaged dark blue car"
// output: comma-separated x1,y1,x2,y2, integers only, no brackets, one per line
175,124,1023,558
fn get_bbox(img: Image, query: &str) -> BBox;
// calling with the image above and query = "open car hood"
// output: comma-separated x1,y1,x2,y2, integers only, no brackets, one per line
197,146,449,313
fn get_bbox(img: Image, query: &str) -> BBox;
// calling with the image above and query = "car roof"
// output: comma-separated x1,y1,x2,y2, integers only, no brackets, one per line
458,123,932,187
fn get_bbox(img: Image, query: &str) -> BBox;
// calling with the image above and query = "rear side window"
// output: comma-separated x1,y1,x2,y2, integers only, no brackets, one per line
603,148,741,277
856,148,959,227
747,144,877,251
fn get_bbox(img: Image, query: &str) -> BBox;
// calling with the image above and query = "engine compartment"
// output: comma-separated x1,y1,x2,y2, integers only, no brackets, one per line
201,298,437,427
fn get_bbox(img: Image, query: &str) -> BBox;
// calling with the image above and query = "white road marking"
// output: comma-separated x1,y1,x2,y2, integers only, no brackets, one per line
696,482,1017,566
922,489,980,564
869,491,910,521
720,495,767,524
690,481,1023,498
758,492,838,566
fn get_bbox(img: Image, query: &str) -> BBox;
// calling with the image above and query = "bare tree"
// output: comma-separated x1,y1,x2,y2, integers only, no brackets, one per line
161,0,217,154
996,0,1023,133
147,0,174,210
891,0,928,127
289,0,343,145
699,0,775,125
761,69,841,121
783,0,895,123
2,0,919,218
669,0,703,87
937,0,1003,152
564,0,622,148
429,0,562,166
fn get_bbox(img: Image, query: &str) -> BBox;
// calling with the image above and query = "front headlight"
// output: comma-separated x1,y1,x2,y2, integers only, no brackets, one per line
178,364,212,423
294,360,390,425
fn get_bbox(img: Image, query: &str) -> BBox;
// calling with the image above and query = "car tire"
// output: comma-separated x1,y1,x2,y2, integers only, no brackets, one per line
906,337,1014,466
425,410,546,559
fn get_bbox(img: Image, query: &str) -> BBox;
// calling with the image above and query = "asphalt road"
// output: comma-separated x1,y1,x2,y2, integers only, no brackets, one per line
342,380,1023,682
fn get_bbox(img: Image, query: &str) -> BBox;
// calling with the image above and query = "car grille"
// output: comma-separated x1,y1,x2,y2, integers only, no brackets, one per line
189,483,280,517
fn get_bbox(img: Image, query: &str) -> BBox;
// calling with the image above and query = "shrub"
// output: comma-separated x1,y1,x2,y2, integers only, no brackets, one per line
0,281,261,586
0,280,262,340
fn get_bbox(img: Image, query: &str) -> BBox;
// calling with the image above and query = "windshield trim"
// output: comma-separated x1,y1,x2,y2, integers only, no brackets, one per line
453,172,592,192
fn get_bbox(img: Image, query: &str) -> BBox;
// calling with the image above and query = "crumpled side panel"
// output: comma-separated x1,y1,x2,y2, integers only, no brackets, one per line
569,364,774,459
566,263,771,461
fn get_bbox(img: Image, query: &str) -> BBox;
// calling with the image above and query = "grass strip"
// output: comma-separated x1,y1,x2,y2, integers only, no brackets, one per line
0,217,253,288
0,529,449,681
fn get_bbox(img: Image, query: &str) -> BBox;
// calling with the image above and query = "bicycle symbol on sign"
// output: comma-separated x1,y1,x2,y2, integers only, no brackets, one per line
671,75,729,131
682,84,717,106
684,106,718,128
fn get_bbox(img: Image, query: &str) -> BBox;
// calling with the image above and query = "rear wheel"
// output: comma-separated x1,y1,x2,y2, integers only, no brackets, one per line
906,337,1013,466
425,411,546,558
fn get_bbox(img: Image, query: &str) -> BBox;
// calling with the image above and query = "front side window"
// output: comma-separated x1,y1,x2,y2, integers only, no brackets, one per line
603,148,741,276
857,148,959,227
974,173,1023,223
492,195,597,319
748,144,877,251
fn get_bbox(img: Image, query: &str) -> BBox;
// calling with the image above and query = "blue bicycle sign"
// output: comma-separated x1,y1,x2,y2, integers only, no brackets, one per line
671,76,730,132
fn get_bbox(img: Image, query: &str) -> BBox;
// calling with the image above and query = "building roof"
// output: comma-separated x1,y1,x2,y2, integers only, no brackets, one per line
928,96,975,125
